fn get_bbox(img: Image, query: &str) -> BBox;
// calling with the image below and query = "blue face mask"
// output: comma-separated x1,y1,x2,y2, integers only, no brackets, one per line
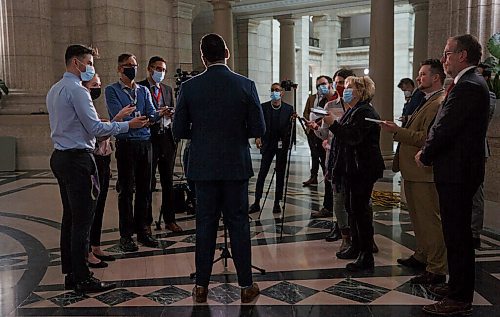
77,60,95,82
343,88,354,103
318,84,329,95
271,91,281,101
152,70,165,83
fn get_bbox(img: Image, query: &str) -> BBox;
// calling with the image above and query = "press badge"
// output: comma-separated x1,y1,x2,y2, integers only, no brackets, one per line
278,141,283,149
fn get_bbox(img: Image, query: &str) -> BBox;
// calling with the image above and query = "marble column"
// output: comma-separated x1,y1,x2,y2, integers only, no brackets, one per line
494,0,500,34
277,15,296,106
369,0,394,158
467,0,479,35
209,0,234,69
478,0,492,58
410,0,429,79
0,0,53,114
314,14,341,77
235,18,260,77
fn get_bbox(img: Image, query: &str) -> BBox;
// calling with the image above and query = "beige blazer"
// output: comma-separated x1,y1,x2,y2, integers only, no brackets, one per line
393,90,445,182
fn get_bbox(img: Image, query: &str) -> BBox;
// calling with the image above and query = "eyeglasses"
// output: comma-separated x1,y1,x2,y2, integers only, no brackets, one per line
121,63,138,68
442,50,461,60
271,88,282,92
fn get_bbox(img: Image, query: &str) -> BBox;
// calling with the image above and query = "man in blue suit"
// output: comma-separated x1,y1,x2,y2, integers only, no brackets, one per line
173,33,265,304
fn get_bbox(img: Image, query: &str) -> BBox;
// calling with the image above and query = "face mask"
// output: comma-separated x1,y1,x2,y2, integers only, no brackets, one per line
76,59,95,82
90,87,101,100
403,90,412,98
336,85,345,97
318,84,329,95
343,88,354,103
271,91,281,101
123,67,137,81
152,70,165,84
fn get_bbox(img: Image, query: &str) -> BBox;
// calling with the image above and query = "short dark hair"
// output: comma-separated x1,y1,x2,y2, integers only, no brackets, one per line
64,44,96,65
478,63,492,78
148,56,166,68
118,53,136,65
271,82,281,87
200,33,226,63
420,59,446,84
397,78,415,89
316,75,333,83
453,34,482,66
333,69,355,80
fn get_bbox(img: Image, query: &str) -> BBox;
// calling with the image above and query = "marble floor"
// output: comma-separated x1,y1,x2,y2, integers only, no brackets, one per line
0,144,499,317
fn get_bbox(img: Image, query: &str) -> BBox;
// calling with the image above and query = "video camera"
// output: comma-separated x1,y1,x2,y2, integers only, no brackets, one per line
280,79,298,91
174,68,200,96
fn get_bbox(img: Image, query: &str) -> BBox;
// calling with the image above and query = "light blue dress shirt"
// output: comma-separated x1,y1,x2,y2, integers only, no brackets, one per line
47,72,129,150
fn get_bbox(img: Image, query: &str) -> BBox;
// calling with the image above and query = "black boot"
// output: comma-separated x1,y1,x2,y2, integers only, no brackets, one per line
336,246,359,259
346,251,374,272
325,222,341,242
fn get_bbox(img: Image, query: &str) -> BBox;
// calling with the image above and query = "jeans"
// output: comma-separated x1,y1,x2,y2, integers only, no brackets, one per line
50,150,96,282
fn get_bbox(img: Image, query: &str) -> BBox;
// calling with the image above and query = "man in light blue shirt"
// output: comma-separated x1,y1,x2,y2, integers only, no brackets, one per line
47,44,148,294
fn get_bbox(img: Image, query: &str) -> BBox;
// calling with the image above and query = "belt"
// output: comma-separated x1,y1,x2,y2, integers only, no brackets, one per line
55,148,92,154
116,139,151,143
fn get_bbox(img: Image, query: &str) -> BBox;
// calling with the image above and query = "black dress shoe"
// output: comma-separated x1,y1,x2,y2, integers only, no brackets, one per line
137,234,159,248
346,252,374,272
88,260,108,269
397,255,426,270
426,284,449,300
473,237,481,249
64,274,75,290
75,274,116,294
94,254,116,262
336,246,359,259
325,222,341,242
119,237,139,252
249,202,261,213
272,203,281,214
409,271,446,285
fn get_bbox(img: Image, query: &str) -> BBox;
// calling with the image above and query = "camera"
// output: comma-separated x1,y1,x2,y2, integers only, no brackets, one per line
174,67,200,96
280,80,298,91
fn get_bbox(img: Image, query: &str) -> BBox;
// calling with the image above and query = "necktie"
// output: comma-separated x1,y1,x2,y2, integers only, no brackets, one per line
445,81,455,98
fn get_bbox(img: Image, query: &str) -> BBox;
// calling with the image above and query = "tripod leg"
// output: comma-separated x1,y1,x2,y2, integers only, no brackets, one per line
258,168,276,220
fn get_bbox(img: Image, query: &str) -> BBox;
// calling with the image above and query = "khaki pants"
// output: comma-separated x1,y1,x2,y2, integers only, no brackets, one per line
404,180,448,275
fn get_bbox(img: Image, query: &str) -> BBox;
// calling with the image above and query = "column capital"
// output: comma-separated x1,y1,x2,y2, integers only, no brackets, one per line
409,0,429,12
209,0,234,10
173,1,196,19
275,14,295,26
236,18,260,32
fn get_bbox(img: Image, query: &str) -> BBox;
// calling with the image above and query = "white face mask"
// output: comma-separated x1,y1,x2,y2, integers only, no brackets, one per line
403,90,412,98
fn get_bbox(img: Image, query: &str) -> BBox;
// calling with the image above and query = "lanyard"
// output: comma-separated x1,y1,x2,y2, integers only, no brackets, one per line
122,86,138,106
152,86,162,106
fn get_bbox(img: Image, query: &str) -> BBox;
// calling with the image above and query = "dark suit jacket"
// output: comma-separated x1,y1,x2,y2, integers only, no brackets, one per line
260,100,293,154
420,68,490,184
172,64,266,181
137,79,174,138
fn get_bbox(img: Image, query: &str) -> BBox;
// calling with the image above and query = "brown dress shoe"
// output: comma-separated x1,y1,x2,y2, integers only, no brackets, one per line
426,284,450,300
241,283,260,303
302,176,318,187
192,285,208,303
409,271,446,285
422,298,472,316
165,222,183,233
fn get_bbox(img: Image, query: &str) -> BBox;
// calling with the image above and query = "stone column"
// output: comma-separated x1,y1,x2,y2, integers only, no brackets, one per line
467,0,479,35
478,0,492,58
494,0,500,34
369,0,394,158
277,15,296,106
235,18,260,77
209,0,234,69
457,0,469,34
314,14,341,79
410,0,429,79
0,0,53,114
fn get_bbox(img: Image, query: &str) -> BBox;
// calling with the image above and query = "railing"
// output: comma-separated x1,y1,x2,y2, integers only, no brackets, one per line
309,37,320,48
338,37,370,48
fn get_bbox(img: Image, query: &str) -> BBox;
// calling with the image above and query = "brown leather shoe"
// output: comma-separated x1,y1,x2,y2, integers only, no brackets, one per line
302,176,318,187
241,282,260,303
427,284,450,300
409,271,446,285
165,222,183,233
422,298,472,316
192,285,208,303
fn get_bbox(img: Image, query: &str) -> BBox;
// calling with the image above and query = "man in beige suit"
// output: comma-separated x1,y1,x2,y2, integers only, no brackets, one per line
381,59,447,285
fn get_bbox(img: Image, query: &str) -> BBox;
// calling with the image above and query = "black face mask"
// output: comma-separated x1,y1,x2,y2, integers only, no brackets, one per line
123,67,137,81
90,87,102,100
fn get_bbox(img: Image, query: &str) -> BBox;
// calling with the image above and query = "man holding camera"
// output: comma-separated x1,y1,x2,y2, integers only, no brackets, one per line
105,53,168,251
138,56,182,234
249,82,294,214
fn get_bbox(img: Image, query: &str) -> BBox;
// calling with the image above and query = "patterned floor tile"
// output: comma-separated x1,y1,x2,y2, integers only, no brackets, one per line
94,288,139,306
263,225,303,236
307,219,333,230
181,234,196,244
48,291,89,307
324,279,390,303
395,281,441,301
144,285,192,305
19,293,44,307
260,281,318,304
156,240,177,249
208,283,241,304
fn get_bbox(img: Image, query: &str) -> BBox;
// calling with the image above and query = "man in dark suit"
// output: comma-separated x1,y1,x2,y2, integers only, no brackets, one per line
249,82,294,214
138,56,182,234
416,34,490,316
173,33,265,304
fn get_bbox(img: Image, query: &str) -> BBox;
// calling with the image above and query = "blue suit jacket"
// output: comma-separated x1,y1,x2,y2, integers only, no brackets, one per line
172,64,266,181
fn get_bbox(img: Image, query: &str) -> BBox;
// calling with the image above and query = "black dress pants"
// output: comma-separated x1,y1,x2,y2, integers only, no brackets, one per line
254,146,288,201
435,181,481,303
115,140,152,238
50,150,96,282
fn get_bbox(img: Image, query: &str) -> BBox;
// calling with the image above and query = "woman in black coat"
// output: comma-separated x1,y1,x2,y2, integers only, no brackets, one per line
324,76,385,272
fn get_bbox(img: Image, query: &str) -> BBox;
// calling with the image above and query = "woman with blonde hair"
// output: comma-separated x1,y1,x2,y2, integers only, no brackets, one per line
324,75,385,272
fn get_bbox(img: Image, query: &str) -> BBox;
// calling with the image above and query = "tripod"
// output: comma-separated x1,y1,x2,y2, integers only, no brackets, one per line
189,220,266,279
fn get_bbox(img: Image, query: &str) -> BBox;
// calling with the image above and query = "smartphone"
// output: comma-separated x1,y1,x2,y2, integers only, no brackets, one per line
364,117,385,123
311,108,328,117
134,111,141,118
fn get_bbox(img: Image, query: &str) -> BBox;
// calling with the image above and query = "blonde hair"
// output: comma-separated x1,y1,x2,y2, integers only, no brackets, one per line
345,76,375,102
